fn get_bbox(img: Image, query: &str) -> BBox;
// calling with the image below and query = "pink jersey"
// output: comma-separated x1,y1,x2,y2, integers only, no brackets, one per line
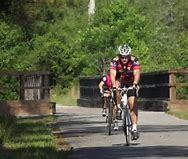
101,74,111,90
110,55,141,86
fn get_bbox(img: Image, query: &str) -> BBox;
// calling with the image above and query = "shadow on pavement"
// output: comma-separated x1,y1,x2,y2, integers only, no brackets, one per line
55,111,188,138
139,125,188,133
69,145,188,159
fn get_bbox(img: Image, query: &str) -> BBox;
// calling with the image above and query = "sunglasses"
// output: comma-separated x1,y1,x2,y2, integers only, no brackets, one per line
120,55,130,59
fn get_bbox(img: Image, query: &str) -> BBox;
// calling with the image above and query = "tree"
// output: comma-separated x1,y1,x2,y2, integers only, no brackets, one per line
88,0,95,16
78,0,154,75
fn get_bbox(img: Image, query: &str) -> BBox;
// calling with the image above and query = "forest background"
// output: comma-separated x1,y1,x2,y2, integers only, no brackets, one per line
0,0,187,103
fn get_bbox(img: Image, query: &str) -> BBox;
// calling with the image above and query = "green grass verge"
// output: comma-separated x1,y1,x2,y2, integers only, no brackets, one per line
51,85,79,106
0,116,70,159
168,110,188,120
52,93,77,106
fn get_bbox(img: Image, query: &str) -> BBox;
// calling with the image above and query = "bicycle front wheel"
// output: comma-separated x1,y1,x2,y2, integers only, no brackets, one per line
123,108,131,146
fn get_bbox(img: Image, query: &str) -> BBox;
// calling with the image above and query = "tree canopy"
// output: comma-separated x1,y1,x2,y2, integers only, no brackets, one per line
0,0,187,92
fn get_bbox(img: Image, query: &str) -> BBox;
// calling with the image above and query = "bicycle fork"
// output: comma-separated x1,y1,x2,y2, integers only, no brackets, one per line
122,105,132,130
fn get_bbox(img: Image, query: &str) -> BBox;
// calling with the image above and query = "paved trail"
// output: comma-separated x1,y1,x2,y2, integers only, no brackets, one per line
56,105,188,159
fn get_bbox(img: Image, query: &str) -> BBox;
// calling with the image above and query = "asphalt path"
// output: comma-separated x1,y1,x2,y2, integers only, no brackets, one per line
56,105,188,159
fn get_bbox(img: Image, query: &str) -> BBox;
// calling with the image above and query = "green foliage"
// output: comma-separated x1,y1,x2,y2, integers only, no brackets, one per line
78,0,153,74
0,0,187,97
51,84,79,105
0,21,29,70
176,74,188,99
173,32,188,68
136,0,188,71
0,76,19,100
0,115,16,146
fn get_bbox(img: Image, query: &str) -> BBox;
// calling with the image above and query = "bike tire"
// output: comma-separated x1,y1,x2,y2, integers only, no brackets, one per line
108,100,113,135
123,108,131,146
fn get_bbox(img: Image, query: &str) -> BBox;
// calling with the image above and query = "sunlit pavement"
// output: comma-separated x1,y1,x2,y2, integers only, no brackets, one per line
56,105,188,159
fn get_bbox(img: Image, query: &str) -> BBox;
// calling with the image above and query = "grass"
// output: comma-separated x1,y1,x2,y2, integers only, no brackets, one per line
51,85,79,106
168,110,188,120
0,115,16,146
0,116,71,159
52,93,77,106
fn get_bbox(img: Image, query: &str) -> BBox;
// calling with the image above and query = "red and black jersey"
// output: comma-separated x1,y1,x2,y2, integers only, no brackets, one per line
110,55,141,86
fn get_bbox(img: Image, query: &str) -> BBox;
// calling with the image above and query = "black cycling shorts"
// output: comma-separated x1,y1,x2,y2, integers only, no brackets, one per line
127,88,137,97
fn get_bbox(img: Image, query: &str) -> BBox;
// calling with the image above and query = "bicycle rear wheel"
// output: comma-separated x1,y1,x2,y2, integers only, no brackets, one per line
123,108,131,146
107,100,113,135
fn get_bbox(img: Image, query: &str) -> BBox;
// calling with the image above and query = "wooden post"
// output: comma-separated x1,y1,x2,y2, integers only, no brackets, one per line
43,74,50,99
19,75,25,100
169,73,176,101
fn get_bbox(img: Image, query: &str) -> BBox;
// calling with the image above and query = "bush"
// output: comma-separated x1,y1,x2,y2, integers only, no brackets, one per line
0,114,16,146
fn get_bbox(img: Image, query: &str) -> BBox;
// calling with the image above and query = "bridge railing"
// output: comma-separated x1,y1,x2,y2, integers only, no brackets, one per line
139,69,188,111
77,69,188,111
0,71,55,116
77,76,101,107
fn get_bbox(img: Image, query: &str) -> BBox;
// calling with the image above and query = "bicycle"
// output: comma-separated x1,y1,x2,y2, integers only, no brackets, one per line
105,88,116,135
106,86,138,145
120,86,134,146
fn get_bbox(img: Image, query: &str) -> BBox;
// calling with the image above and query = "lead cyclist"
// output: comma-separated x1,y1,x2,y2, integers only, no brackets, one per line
110,44,141,140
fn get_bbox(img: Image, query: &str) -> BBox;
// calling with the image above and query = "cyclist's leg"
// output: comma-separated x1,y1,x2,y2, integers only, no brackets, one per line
128,96,138,128
113,80,121,109
102,96,107,116
113,81,121,130
103,96,107,109
127,88,139,139
102,91,111,116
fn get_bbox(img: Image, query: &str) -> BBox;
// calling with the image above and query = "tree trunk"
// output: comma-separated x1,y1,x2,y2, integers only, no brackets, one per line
88,0,95,16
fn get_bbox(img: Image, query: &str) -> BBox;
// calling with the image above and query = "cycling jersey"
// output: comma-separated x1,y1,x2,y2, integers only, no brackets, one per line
110,55,141,86
101,74,111,90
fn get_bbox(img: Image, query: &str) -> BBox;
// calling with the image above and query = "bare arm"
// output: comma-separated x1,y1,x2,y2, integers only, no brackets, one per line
98,81,105,93
133,69,141,84
110,69,117,87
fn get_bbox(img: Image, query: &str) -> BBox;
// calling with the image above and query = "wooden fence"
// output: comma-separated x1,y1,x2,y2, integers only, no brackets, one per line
138,69,188,111
77,69,188,111
0,71,55,116
77,76,101,107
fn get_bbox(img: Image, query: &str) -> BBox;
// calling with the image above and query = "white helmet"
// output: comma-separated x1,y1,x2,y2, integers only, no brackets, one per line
118,44,131,56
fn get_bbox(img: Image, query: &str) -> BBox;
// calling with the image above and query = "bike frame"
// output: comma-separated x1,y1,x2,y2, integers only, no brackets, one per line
106,87,134,142
120,87,133,146
107,89,115,135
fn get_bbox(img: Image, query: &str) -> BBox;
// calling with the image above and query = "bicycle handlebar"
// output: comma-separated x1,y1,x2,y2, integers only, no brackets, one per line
110,86,134,93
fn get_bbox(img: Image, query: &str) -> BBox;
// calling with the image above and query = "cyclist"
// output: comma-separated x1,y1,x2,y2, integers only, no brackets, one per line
110,44,141,140
98,70,111,117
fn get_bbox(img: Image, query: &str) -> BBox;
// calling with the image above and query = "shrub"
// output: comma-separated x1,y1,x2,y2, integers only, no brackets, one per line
0,114,16,146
